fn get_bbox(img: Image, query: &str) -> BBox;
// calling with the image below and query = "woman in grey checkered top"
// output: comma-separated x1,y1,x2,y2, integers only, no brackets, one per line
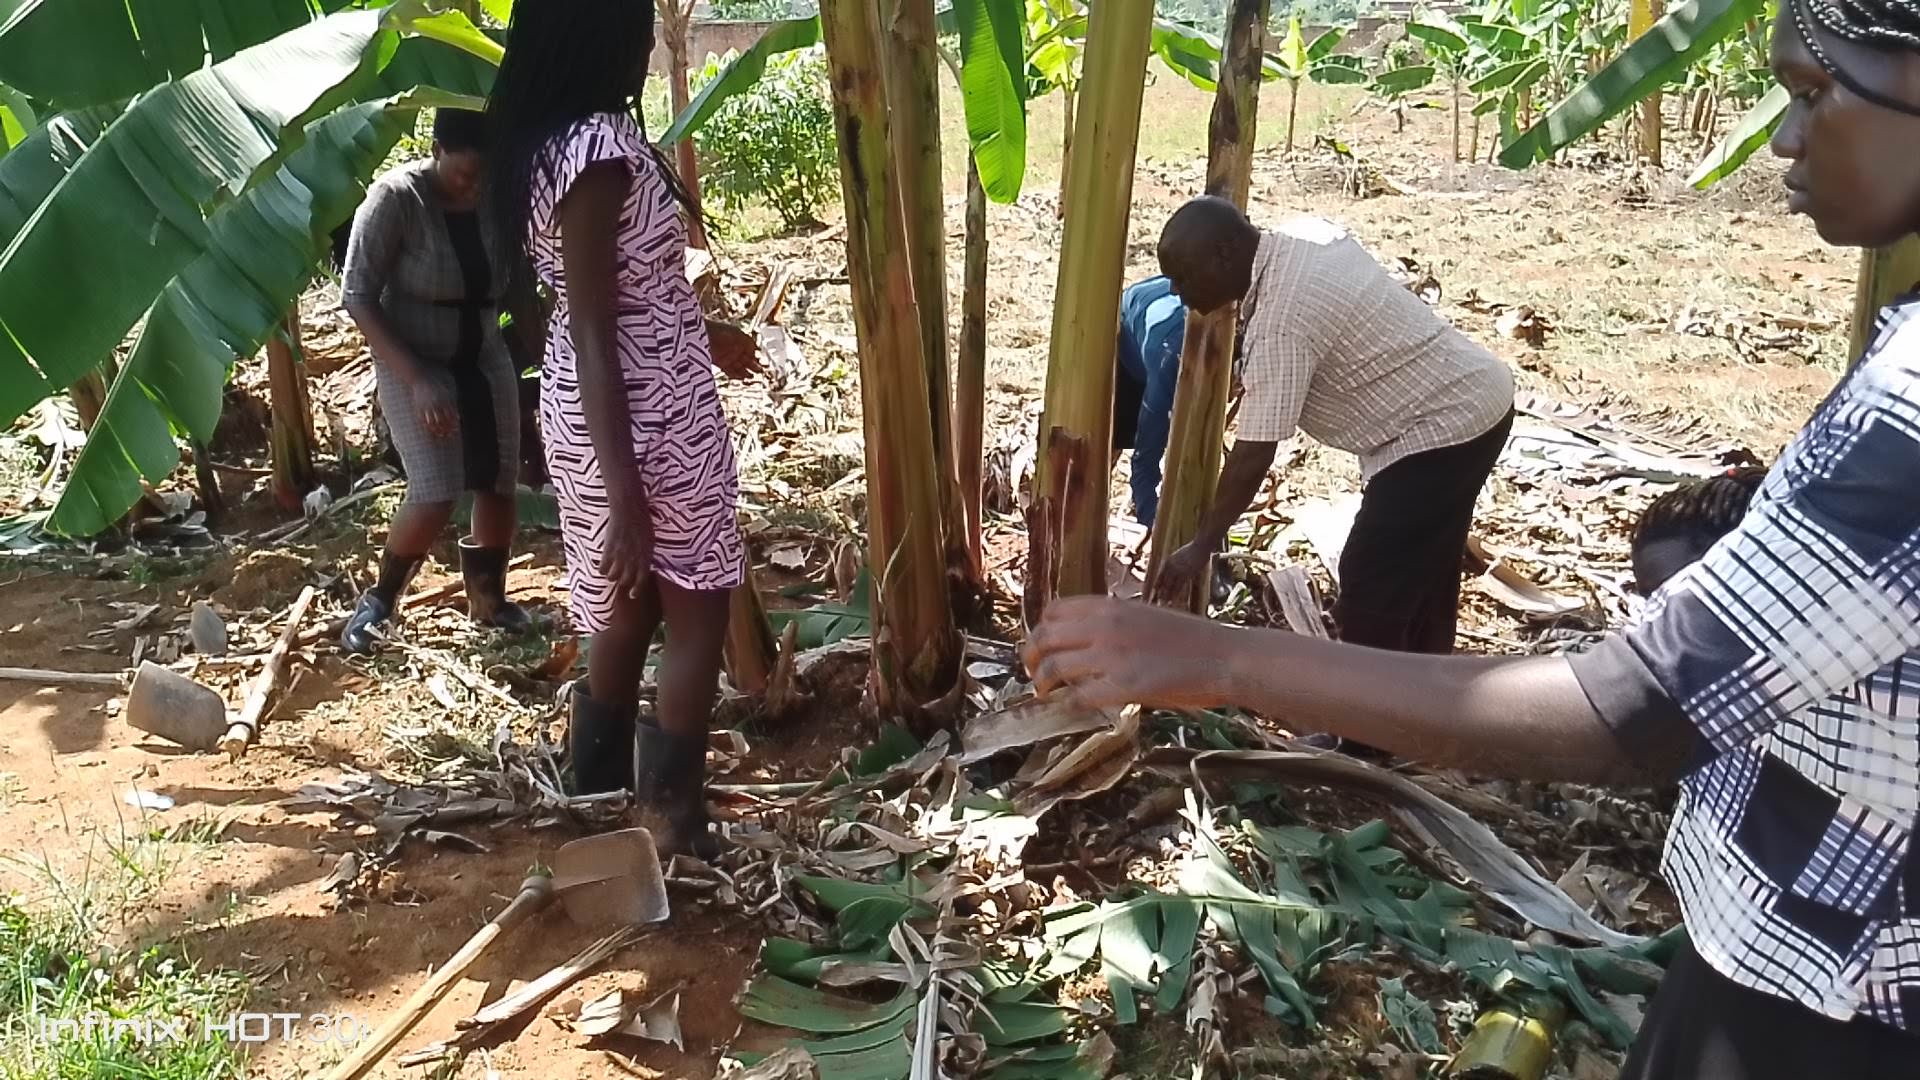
339,108,535,652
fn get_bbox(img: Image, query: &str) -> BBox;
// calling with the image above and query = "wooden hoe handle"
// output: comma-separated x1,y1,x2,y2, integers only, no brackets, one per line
320,875,555,1080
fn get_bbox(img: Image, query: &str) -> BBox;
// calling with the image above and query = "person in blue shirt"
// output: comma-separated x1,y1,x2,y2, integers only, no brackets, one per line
1112,275,1187,526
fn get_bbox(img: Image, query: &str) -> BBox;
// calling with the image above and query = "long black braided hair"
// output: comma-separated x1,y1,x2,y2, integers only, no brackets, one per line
1791,0,1920,116
1629,467,1768,592
483,0,700,295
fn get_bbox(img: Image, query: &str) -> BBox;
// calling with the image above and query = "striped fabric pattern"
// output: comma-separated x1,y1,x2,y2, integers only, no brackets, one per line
1572,297,1920,1030
527,113,745,631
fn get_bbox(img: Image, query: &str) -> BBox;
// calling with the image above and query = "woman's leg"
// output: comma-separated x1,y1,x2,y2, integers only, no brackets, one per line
343,499,454,654
461,491,530,629
637,580,730,855
571,584,662,796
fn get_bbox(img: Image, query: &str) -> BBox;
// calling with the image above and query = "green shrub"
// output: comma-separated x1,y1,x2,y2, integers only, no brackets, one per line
692,45,838,234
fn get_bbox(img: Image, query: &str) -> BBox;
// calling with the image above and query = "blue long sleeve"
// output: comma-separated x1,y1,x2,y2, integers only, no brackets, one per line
1129,295,1186,526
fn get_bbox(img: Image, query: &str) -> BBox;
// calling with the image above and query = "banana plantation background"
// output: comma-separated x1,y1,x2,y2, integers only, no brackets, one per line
0,0,1871,1078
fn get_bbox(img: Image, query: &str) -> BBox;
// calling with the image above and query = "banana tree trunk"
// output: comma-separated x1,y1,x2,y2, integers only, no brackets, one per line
267,304,315,511
1285,79,1300,155
882,0,972,596
1629,0,1664,165
68,369,108,431
1057,81,1076,219
1850,238,1920,366
1451,77,1462,163
724,572,779,695
658,0,709,250
1145,0,1266,613
819,0,960,712
956,158,989,578
1033,0,1154,600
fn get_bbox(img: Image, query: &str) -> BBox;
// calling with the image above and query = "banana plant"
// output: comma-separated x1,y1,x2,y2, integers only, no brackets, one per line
1407,14,1476,161
1266,17,1365,154
1501,0,1768,167
1371,53,1436,134
0,2,499,535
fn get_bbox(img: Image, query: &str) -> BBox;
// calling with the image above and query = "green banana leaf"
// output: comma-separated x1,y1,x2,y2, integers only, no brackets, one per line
1500,0,1767,167
0,8,388,429
1471,56,1548,94
1374,64,1437,95
1407,20,1469,56
1149,16,1221,90
1687,83,1786,189
0,81,34,152
955,0,1029,203
1307,26,1347,62
50,96,423,535
371,34,498,99
0,105,116,244
1314,54,1370,86
390,1,502,65
0,0,322,109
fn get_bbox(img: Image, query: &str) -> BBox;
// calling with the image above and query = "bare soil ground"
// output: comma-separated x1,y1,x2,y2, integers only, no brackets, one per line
0,77,1854,1080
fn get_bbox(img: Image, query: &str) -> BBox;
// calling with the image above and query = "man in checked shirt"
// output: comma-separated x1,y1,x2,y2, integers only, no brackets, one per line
1025,2,1920,1075
1150,197,1515,753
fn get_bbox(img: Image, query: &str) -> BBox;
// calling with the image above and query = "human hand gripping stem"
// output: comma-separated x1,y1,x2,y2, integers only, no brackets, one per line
560,160,656,598
1023,595,1241,711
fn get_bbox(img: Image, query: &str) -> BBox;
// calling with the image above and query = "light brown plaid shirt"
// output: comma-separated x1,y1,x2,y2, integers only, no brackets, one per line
1235,217,1513,478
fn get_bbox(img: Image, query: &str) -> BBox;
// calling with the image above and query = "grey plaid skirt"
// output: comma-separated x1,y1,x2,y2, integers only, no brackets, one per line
375,349,519,504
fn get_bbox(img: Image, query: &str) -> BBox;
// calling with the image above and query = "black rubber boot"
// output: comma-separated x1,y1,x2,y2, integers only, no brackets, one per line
568,684,637,796
634,721,719,859
341,552,422,655
459,538,530,631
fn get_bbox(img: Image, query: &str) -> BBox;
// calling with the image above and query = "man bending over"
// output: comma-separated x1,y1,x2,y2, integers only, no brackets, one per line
1154,197,1515,661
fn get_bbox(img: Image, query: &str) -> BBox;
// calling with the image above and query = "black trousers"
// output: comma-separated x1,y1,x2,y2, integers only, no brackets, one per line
1333,409,1513,655
1620,940,1920,1080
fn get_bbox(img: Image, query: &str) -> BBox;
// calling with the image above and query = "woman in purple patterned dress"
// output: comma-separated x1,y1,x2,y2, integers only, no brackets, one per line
484,0,757,856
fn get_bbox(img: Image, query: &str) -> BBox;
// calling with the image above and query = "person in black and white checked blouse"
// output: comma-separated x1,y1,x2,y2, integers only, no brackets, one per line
1023,2,1920,1076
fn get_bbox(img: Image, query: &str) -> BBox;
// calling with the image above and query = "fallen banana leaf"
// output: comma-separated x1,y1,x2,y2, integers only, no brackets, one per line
957,696,1120,764
739,977,917,1035
725,1046,822,1079
1380,976,1444,1056
572,986,684,1049
1466,535,1586,618
1013,707,1142,818
1142,747,1641,949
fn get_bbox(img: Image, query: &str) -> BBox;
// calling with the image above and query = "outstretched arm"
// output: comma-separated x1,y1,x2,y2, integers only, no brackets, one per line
1024,595,1659,786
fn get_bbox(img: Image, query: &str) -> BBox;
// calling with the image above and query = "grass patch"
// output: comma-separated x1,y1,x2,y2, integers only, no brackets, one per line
0,879,249,1079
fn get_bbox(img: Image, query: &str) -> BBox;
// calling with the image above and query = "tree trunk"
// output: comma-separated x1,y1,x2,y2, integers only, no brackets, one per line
1849,238,1920,366
1451,77,1462,163
1033,0,1154,600
68,369,109,431
1057,82,1076,219
723,572,779,695
956,159,989,579
1630,0,1664,165
658,0,709,250
1145,0,1266,613
267,303,316,512
191,438,226,528
1285,79,1300,155
819,0,960,714
882,0,972,599
1470,109,1482,162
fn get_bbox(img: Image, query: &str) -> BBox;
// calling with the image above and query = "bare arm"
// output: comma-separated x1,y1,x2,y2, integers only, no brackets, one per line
1024,595,1656,786
1191,438,1278,551
344,300,434,387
